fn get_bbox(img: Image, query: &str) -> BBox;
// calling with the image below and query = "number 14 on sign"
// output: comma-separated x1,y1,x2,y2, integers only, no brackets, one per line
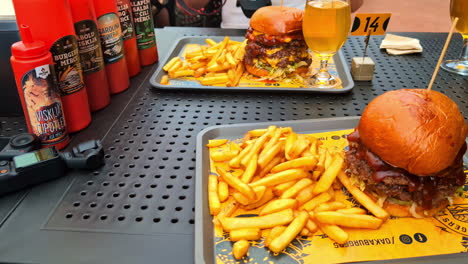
351,13,392,36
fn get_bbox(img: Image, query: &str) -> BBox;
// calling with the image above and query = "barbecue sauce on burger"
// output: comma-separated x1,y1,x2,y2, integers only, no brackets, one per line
347,129,466,210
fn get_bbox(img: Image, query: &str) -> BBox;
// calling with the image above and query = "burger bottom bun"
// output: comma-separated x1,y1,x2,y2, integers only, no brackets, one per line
244,63,309,78
373,194,453,218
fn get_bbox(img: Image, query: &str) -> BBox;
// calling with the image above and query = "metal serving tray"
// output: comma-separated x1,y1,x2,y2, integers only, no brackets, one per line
194,117,468,264
150,36,355,93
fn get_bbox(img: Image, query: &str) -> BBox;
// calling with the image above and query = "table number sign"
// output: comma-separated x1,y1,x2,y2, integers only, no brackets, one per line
351,13,392,36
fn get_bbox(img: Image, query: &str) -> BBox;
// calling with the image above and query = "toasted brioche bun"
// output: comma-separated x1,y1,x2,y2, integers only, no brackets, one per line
382,197,450,218
358,89,468,176
244,63,309,78
250,6,303,35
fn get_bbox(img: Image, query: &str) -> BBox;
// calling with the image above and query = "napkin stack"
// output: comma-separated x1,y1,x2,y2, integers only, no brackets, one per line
380,34,423,55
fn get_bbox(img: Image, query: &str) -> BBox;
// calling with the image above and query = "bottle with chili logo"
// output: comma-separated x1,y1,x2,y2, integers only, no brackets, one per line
12,0,92,133
69,0,111,112
117,0,141,77
130,0,159,66
93,0,130,94
10,25,70,150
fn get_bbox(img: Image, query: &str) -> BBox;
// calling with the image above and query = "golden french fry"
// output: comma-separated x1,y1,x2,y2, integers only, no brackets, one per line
259,129,282,159
194,67,206,78
300,192,332,211
216,50,226,64
160,75,169,85
306,219,318,233
216,166,256,200
210,149,237,162
218,180,229,202
285,132,297,160
244,188,274,210
226,52,236,66
314,201,346,212
232,240,250,260
336,207,367,215
300,228,310,237
241,154,257,183
232,63,244,86
295,184,316,206
252,185,266,203
324,150,333,170
338,171,389,221
264,226,286,247
241,126,276,167
208,174,221,215
281,178,314,199
208,36,229,67
309,139,318,156
218,197,238,218
271,156,318,173
206,139,228,148
259,199,297,216
273,180,297,196
291,135,310,159
200,74,229,85
169,69,194,78
313,156,344,195
258,155,282,178
233,192,250,205
229,143,254,168
230,228,261,241
269,211,308,253
189,61,207,70
167,60,182,73
312,148,327,180
247,128,267,138
227,69,235,82
257,141,284,168
163,57,180,71
250,169,308,187
219,209,294,231
206,38,217,46
318,223,349,244
315,211,383,229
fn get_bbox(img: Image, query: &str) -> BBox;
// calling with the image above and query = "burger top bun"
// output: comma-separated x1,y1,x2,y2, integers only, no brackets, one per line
250,6,303,35
358,89,468,176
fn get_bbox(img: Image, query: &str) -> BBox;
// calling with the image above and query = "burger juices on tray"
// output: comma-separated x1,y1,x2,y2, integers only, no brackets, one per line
244,6,312,80
345,89,468,218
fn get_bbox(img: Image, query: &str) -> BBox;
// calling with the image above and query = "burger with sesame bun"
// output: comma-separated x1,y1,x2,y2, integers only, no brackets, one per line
243,6,312,80
345,89,468,218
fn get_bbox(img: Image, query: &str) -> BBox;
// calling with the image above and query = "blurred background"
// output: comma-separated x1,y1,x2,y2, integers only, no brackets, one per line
0,0,453,32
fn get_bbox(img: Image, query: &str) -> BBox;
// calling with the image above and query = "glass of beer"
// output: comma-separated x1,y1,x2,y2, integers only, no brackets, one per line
303,0,351,88
441,0,468,76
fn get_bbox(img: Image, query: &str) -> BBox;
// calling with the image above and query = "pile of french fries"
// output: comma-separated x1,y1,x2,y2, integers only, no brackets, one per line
161,37,247,86
207,126,390,260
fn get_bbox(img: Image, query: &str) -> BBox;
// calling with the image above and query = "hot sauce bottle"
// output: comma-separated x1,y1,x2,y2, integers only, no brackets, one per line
12,0,92,133
117,0,141,77
10,25,70,150
93,0,130,94
130,0,159,65
69,0,111,112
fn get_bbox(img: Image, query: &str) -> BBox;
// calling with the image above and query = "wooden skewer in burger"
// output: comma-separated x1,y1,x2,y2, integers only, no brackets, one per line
345,18,468,218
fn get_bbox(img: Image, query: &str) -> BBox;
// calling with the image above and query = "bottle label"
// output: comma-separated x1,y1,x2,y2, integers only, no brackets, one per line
117,0,135,41
50,35,85,95
97,13,125,64
74,19,104,74
130,0,156,50
21,65,68,146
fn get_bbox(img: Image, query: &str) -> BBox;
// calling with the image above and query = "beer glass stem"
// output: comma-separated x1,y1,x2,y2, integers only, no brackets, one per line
317,57,331,82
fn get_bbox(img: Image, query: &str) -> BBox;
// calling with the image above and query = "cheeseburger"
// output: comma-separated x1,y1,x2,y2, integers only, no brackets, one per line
243,6,312,79
345,89,467,218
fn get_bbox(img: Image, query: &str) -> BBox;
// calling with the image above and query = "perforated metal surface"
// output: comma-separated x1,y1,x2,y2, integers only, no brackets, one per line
0,28,467,264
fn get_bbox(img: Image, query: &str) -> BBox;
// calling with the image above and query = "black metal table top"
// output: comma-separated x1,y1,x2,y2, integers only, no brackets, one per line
0,27,466,264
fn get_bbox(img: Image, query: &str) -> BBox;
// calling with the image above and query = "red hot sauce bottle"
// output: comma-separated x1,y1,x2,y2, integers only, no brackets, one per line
10,25,70,150
93,0,130,94
69,0,111,112
130,0,158,66
12,0,92,133
117,0,141,77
